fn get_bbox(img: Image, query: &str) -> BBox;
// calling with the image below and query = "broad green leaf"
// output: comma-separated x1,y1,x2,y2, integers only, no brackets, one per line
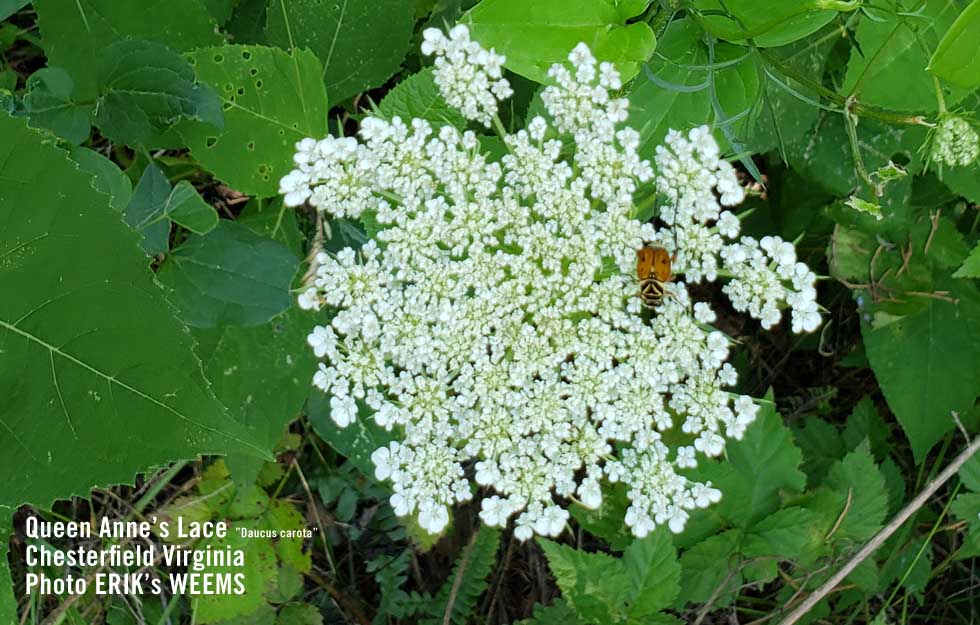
864,277,980,461
929,0,980,88
265,0,416,103
789,110,926,197
842,0,969,111
34,0,220,99
951,492,980,558
166,182,220,235
621,529,681,619
238,197,304,259
792,417,845,484
960,452,980,492
276,604,322,625
68,146,133,212
0,0,29,20
954,242,980,278
124,164,176,256
743,506,819,562
693,0,844,47
537,539,632,624
195,520,279,623
675,529,743,607
700,401,807,527
0,113,265,520
306,390,395,478
516,600,581,625
194,307,317,485
568,483,632,551
157,220,298,327
463,0,656,85
823,442,888,541
181,45,330,197
378,67,467,128
94,40,223,147
629,19,711,156
23,67,92,144
842,396,890,459
202,0,241,24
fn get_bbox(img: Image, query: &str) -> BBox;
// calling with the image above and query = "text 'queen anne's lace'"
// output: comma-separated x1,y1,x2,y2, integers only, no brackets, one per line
280,26,820,539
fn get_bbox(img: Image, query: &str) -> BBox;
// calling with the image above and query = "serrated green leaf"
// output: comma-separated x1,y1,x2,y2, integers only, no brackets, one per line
675,529,743,607
743,506,819,561
792,417,845,484
195,521,279,623
194,307,317,485
953,242,980,278
516,600,581,625
23,67,92,144
538,539,633,624
842,0,969,111
568,483,632,551
844,196,884,220
181,45,329,197
621,529,681,619
68,146,133,212
378,67,467,128
698,401,807,527
265,0,416,103
823,441,888,542
864,276,980,462
275,603,322,625
959,452,980,492
34,0,221,99
0,113,265,522
463,0,656,85
166,181,220,235
94,40,223,147
842,396,890,460
929,0,980,88
951,492,980,558
693,0,843,47
157,220,298,327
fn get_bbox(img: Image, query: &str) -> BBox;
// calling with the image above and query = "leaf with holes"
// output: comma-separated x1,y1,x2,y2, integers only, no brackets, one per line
157,220,298,327
0,113,265,561
180,45,330,197
265,0,416,103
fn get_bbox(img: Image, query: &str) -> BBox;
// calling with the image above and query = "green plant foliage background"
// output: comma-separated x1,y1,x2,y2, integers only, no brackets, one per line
2,0,980,622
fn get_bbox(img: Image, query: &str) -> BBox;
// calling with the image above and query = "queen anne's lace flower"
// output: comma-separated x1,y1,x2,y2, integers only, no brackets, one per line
280,30,820,539
931,115,979,168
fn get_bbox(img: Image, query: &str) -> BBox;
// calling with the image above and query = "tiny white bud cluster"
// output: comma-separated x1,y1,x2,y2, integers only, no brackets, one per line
420,25,512,127
932,115,979,168
282,31,820,539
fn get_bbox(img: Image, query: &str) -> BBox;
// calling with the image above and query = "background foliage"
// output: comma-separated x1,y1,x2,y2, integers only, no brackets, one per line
2,0,980,623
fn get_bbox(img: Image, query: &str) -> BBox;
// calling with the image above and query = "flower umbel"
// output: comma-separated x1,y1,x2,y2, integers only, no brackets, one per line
931,114,979,168
281,27,820,539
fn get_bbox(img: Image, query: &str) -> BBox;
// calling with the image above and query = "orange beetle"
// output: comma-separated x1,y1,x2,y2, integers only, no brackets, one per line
636,245,673,308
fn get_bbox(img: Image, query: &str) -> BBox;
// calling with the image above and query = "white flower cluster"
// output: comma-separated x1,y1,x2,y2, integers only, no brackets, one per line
281,29,819,539
421,25,512,127
931,115,979,168
651,129,820,333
